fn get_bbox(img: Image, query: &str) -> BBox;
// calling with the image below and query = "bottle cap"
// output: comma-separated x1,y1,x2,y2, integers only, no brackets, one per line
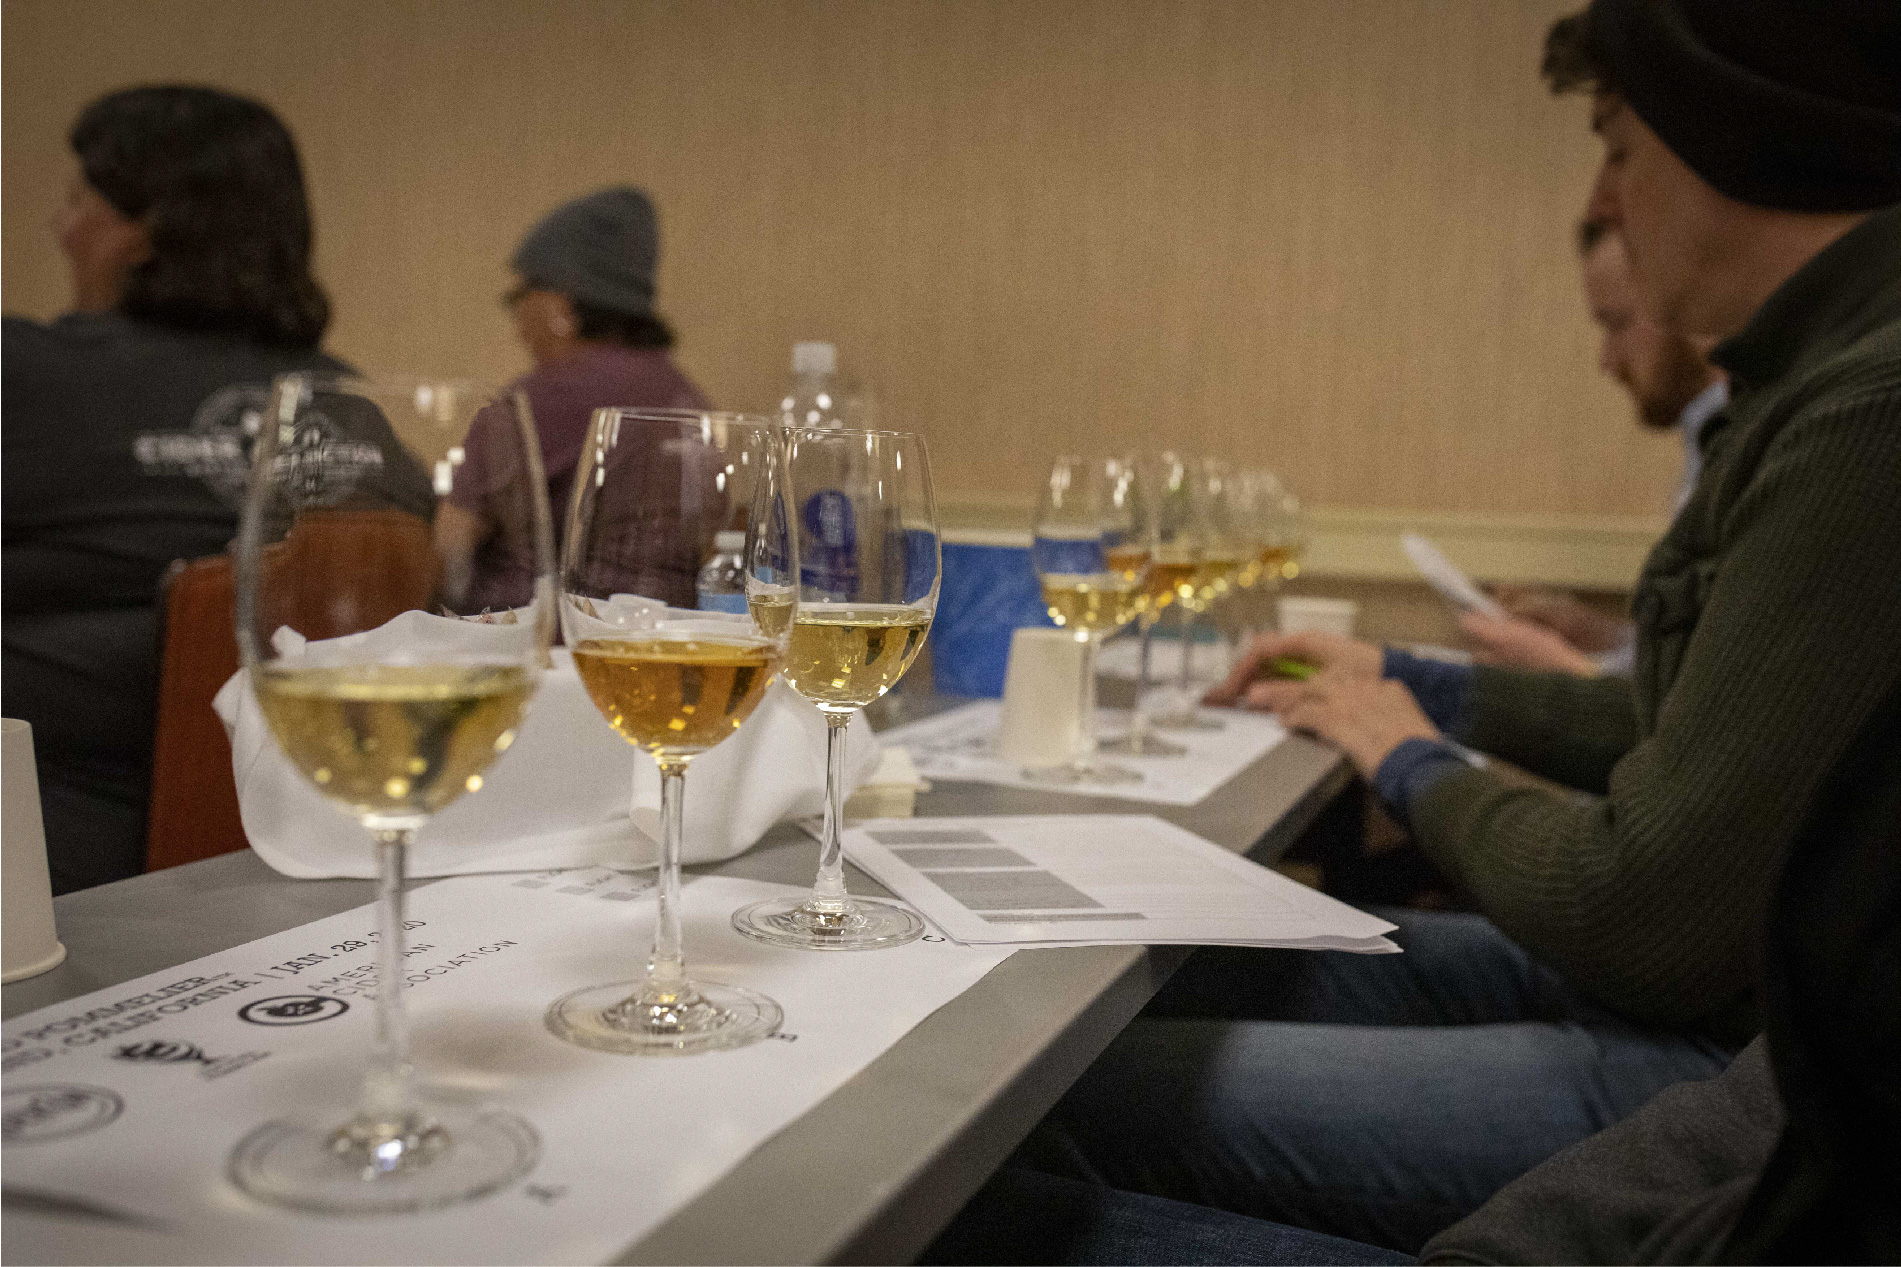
792,341,837,375
714,529,747,552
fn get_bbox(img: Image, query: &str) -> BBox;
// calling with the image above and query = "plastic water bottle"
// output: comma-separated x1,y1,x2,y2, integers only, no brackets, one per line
781,341,872,430
696,530,749,614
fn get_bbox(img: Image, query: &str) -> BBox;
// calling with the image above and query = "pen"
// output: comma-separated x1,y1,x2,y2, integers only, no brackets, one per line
1269,656,1318,681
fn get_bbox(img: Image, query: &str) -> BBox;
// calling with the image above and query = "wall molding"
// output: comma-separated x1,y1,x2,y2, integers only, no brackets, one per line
940,500,1666,593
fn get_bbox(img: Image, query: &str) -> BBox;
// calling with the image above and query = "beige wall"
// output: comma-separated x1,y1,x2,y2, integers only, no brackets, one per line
3,0,1680,537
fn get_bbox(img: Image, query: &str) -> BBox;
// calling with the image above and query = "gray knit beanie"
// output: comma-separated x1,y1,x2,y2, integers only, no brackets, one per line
511,186,658,314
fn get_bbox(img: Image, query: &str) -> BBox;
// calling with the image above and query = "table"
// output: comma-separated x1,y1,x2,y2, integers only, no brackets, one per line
4,704,1350,1265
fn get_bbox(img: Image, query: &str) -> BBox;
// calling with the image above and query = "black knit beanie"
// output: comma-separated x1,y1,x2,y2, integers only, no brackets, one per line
1585,0,1901,213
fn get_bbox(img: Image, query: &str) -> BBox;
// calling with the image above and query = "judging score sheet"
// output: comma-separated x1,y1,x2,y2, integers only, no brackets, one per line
881,700,1288,806
846,815,1398,952
1,870,1007,1266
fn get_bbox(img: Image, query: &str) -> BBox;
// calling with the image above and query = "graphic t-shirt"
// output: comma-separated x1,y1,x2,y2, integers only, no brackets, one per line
1,312,435,891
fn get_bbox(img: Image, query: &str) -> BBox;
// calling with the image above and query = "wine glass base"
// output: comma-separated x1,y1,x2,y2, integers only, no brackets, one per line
732,895,926,951
546,979,782,1055
1098,733,1189,757
229,1101,539,1215
1150,710,1224,731
1021,759,1143,785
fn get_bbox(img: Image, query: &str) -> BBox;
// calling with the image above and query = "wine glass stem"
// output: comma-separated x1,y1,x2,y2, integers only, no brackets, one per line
648,761,690,999
812,714,853,907
1179,606,1195,698
364,828,417,1131
1076,633,1098,763
1132,616,1155,744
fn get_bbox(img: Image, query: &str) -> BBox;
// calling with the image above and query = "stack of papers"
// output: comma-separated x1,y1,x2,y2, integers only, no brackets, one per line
880,700,1287,806
846,815,1398,953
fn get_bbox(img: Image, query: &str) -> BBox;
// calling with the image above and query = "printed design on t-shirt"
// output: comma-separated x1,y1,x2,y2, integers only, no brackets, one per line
133,383,383,510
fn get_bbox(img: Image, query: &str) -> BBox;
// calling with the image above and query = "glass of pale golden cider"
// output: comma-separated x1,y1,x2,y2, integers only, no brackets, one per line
730,425,939,951
230,373,551,1214
1023,455,1148,784
1150,456,1233,732
1098,452,1196,756
548,409,794,1054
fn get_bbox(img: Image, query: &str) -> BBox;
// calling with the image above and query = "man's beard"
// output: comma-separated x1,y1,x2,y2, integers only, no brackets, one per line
1636,338,1715,430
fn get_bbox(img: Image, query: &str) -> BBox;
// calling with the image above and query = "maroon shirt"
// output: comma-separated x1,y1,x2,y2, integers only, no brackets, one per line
449,345,709,612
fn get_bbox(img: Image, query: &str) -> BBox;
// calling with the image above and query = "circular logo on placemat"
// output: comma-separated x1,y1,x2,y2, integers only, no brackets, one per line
2,1085,125,1145
238,995,350,1026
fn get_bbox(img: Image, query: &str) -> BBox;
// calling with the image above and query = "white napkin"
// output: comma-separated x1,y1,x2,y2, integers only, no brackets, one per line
215,610,879,878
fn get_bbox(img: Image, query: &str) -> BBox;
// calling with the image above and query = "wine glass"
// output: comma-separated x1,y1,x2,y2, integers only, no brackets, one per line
228,373,550,1214
731,426,937,951
1023,456,1145,784
546,409,793,1054
1268,486,1309,582
1150,457,1230,731
1221,469,1284,644
1099,452,1191,757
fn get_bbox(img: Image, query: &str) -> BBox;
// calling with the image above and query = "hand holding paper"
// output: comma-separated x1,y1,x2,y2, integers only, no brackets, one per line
1400,532,1508,620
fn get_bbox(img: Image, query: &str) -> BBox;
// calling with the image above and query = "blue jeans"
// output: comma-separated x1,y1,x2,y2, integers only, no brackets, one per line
1025,908,1738,1254
923,1166,1412,1266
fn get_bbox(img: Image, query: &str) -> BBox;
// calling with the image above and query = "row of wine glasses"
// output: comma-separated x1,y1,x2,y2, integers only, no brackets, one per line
230,378,938,1214
1028,453,1306,781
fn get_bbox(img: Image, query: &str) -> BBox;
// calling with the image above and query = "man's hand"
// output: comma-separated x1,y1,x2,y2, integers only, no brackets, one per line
1204,630,1382,706
1459,611,1600,675
1244,675,1441,776
1491,585,1630,655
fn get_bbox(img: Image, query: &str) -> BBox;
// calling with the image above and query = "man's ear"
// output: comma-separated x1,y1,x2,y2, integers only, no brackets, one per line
548,294,577,341
116,214,154,270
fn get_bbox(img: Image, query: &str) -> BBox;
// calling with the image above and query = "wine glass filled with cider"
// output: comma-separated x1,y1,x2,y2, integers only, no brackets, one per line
731,426,939,951
547,409,794,1055
1098,452,1196,757
229,373,552,1215
1025,455,1148,784
1151,456,1230,732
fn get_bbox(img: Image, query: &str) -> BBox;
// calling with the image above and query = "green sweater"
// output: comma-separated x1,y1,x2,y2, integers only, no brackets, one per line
1414,205,1901,1046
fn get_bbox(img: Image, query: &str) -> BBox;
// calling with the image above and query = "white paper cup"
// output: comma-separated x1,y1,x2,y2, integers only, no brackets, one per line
996,628,1087,765
1278,596,1359,638
3,718,66,983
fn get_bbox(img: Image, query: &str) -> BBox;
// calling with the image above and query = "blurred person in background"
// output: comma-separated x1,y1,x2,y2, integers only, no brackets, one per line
1017,0,1901,1254
1,85,431,894
1461,218,1726,676
435,187,710,612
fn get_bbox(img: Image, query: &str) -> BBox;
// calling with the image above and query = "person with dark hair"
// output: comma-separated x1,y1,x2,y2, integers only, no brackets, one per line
1461,221,1727,675
978,0,1901,1255
435,187,710,612
2,85,432,894
63,84,331,347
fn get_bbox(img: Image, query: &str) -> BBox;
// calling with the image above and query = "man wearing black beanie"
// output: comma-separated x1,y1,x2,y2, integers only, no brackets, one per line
934,0,1901,1260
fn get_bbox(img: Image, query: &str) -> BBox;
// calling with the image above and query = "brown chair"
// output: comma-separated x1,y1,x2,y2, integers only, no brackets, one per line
145,509,439,872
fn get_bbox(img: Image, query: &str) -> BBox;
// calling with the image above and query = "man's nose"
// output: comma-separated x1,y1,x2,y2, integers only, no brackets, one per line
1584,163,1619,231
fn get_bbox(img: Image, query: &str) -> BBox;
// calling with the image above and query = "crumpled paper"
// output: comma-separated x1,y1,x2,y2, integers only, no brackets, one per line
215,609,879,878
